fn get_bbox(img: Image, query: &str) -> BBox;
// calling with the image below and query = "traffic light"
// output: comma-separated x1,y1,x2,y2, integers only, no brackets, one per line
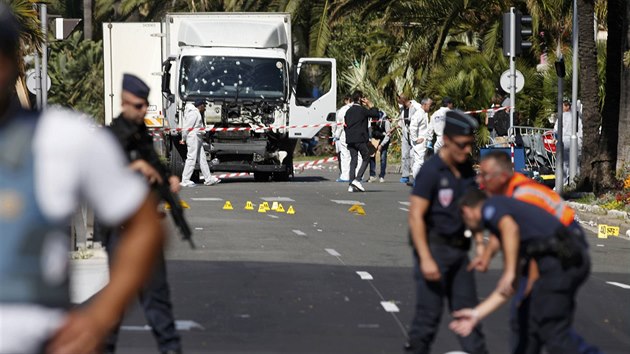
502,9,533,57
515,12,533,55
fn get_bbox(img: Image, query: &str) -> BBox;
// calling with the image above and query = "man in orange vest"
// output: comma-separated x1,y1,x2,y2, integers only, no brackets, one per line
472,150,586,354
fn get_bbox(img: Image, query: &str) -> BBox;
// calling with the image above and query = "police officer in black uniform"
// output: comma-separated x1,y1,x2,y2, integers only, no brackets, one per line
405,110,488,354
453,191,600,354
101,74,182,354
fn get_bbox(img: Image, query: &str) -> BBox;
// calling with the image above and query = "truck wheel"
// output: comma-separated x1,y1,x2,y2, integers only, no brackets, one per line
170,145,185,178
254,172,271,182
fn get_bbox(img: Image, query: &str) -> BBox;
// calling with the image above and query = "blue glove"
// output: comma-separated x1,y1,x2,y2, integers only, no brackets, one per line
426,141,433,149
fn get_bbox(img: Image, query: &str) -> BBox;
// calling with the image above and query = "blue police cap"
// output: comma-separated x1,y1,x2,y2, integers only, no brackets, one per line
444,110,478,137
122,74,150,101
0,3,20,59
193,99,206,107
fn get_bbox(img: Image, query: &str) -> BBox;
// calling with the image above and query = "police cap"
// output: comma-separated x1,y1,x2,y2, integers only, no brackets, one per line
444,109,478,137
0,3,20,60
122,74,150,101
193,98,206,107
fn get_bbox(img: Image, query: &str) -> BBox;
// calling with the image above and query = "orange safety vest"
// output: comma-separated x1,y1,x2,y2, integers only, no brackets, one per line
505,173,575,226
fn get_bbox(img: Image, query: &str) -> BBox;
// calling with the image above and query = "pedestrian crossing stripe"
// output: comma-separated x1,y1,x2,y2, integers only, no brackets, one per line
276,203,285,213
245,201,254,210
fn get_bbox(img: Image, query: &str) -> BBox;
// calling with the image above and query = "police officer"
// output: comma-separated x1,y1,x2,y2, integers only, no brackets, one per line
453,190,600,354
0,6,163,353
103,74,182,354
473,151,584,353
405,110,488,354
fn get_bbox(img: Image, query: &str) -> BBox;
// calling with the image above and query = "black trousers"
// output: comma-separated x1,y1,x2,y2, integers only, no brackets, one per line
103,230,181,353
525,249,600,354
407,243,488,354
348,142,369,183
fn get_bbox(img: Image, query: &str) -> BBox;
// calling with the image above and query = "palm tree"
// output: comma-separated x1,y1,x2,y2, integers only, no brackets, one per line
618,0,630,170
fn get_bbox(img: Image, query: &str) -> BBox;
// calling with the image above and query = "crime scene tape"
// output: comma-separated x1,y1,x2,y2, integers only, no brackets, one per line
463,106,511,115
148,122,345,133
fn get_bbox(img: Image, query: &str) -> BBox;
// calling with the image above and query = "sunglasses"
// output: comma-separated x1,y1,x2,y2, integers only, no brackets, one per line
451,140,474,149
123,100,148,110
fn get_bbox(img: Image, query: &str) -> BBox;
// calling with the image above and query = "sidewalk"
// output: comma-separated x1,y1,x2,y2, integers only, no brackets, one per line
568,201,630,241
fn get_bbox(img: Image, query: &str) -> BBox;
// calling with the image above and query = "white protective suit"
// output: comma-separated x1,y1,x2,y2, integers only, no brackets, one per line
181,103,214,184
398,100,422,179
409,107,429,178
333,103,362,181
426,106,450,153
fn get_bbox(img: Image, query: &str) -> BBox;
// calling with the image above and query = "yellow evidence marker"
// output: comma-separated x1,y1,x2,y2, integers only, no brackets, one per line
222,201,233,210
597,224,608,239
354,205,366,216
258,203,267,213
262,201,271,211
271,201,279,211
276,203,285,213
165,200,190,210
286,206,295,215
245,201,254,210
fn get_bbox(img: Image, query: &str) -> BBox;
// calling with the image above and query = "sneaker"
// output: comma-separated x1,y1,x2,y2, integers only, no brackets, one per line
368,176,377,183
379,177,385,183
204,177,221,186
351,179,365,192
179,180,195,187
347,186,354,192
400,177,410,184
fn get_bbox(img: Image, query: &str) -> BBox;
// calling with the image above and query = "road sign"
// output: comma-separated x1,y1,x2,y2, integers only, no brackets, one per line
26,69,51,94
500,69,525,93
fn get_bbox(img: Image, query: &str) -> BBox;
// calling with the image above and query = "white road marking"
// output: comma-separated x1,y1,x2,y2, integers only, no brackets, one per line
191,198,223,201
331,200,365,205
356,271,373,280
261,197,295,202
380,301,400,313
596,244,605,247
358,324,380,329
292,230,306,236
606,281,630,289
325,248,341,257
399,201,410,206
195,227,203,230
122,320,204,331
267,215,279,219
399,207,409,212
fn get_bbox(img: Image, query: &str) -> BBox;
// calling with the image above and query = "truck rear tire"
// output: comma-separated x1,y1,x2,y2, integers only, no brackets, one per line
170,145,185,178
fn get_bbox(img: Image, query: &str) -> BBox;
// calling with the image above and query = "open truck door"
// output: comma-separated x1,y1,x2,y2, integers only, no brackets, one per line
289,58,337,139
103,22,163,126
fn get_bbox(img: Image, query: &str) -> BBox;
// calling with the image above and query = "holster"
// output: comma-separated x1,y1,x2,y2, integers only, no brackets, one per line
525,227,584,269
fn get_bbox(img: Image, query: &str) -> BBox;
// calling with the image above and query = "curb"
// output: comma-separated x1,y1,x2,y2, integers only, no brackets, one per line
567,201,630,241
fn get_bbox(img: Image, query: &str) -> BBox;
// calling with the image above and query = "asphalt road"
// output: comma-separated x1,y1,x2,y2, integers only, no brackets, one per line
113,168,630,354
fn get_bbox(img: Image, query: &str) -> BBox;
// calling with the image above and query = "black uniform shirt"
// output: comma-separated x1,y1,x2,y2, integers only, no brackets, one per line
482,196,563,244
411,155,476,237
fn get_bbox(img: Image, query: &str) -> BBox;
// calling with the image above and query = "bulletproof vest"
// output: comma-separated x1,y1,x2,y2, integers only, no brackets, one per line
0,111,70,307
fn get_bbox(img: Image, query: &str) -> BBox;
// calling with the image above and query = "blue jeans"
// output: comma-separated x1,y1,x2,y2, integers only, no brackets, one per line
369,146,388,178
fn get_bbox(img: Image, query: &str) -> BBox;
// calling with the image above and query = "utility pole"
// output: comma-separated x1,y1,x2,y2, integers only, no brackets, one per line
569,0,579,183
40,3,48,110
555,55,566,192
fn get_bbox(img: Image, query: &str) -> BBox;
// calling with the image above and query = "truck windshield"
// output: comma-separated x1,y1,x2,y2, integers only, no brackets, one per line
179,56,286,102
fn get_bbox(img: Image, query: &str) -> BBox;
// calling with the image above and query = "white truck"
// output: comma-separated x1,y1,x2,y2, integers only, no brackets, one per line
103,13,337,181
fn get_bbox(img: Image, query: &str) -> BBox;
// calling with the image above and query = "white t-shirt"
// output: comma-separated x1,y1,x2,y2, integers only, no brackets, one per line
32,108,148,225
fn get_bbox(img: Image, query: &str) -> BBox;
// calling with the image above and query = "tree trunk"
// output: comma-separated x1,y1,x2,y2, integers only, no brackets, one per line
576,0,602,192
594,0,624,191
83,0,92,40
617,0,630,171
